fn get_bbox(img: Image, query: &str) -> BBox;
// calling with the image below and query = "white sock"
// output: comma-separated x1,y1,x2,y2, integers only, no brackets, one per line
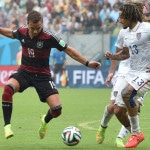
100,106,114,127
128,115,140,134
117,125,129,139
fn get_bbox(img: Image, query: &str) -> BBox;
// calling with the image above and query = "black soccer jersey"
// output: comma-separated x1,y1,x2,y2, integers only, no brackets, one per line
12,26,68,74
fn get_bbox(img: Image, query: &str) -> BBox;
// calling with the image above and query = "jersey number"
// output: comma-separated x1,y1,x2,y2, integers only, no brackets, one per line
49,81,56,89
132,76,144,86
28,48,35,57
129,45,138,55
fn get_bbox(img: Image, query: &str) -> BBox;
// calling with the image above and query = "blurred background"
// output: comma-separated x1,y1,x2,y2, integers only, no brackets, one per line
0,0,149,88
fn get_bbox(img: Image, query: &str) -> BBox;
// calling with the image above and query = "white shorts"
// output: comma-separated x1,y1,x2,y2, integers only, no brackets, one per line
111,75,146,108
111,75,127,108
126,72,150,101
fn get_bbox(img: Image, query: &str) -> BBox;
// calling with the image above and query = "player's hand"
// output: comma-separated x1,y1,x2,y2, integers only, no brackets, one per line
105,51,113,60
88,61,101,69
106,73,114,87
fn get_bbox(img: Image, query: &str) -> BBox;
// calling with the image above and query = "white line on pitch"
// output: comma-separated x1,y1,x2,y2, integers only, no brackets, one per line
78,120,99,130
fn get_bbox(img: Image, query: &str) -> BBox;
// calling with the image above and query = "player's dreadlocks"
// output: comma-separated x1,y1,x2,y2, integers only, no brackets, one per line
120,3,143,22
134,3,143,14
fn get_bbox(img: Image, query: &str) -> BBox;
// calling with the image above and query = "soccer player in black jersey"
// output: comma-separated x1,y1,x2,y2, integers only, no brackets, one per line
1,10,101,139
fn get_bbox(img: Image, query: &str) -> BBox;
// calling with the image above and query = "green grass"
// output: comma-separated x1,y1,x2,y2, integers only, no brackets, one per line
0,88,150,150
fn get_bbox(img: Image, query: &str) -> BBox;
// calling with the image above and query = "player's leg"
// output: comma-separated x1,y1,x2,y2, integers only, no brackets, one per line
116,125,129,147
37,77,62,139
96,100,115,144
122,72,150,148
114,77,131,129
114,105,131,147
115,95,145,147
2,78,19,139
96,75,123,144
113,77,131,147
121,80,148,148
115,98,143,147
39,94,62,139
38,94,62,139
2,70,30,139
121,86,144,148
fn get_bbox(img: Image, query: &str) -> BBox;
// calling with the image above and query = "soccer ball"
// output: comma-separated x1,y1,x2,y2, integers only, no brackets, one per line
61,126,82,146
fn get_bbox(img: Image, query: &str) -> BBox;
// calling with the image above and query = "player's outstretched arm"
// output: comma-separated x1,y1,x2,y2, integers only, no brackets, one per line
64,46,101,69
105,47,129,60
0,27,14,38
105,47,122,87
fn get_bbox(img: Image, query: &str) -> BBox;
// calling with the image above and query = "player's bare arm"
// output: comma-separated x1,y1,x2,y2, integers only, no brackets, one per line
64,46,101,69
0,27,14,38
106,48,122,87
105,47,129,60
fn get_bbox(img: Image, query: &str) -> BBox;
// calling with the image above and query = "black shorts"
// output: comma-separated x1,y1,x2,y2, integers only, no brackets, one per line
10,69,59,102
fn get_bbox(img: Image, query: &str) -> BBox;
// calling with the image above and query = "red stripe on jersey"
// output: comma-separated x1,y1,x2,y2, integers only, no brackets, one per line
19,65,51,75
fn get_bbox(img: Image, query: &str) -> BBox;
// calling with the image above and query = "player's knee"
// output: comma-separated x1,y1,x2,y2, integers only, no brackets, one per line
114,105,123,115
107,103,114,113
50,105,62,118
121,88,131,102
2,84,15,102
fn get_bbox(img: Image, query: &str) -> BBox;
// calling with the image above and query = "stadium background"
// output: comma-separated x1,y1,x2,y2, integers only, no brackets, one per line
0,0,149,88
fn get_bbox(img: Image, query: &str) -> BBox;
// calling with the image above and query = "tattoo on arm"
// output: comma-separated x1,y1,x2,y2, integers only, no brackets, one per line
112,49,129,60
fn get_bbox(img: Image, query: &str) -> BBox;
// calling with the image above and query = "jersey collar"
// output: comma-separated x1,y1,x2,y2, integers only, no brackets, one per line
131,22,141,32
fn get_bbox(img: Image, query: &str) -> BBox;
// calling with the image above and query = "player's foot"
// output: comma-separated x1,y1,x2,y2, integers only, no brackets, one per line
4,124,14,139
96,126,107,144
38,115,47,139
115,137,125,147
125,132,145,148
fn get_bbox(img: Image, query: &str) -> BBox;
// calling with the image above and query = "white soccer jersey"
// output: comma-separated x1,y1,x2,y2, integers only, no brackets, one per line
111,27,145,106
123,22,150,73
115,28,130,75
121,22,150,99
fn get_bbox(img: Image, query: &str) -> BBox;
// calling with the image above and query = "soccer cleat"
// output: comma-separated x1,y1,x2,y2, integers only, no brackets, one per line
4,124,14,139
125,132,145,148
38,115,47,139
96,126,107,144
115,137,125,147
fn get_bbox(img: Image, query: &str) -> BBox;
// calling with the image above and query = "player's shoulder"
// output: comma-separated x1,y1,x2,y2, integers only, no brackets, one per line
18,25,28,32
140,22,150,28
43,28,53,35
118,28,128,38
43,28,59,40
13,25,28,35
138,22,150,34
19,25,28,30
119,28,128,34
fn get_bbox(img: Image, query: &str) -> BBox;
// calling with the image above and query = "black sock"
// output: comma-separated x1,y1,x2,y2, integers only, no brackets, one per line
2,102,12,126
45,109,53,123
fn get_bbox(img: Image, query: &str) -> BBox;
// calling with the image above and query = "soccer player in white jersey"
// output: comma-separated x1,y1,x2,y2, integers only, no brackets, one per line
96,2,147,148
96,17,145,148
96,28,131,147
105,3,150,148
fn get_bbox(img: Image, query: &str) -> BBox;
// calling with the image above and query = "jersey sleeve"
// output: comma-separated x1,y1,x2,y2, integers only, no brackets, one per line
115,29,126,49
50,33,68,51
12,29,20,39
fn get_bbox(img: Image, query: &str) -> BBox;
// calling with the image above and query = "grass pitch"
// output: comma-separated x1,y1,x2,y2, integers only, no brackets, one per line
0,88,150,150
